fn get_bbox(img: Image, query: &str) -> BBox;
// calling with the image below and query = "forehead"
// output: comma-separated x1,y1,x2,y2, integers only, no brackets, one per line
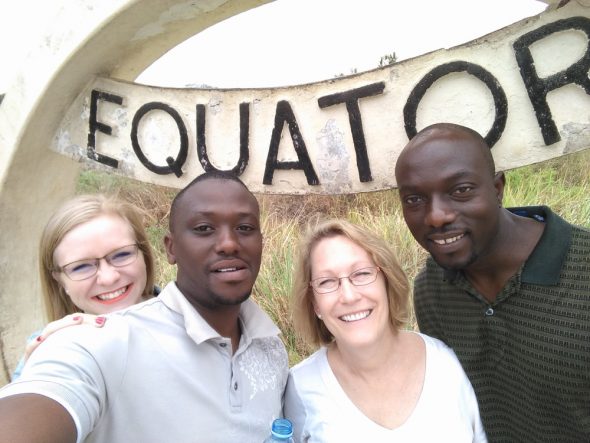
55,214,135,261
311,235,372,266
175,179,259,221
396,132,491,189
63,214,134,242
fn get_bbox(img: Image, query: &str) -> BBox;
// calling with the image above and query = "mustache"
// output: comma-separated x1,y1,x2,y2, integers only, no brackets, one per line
427,225,462,235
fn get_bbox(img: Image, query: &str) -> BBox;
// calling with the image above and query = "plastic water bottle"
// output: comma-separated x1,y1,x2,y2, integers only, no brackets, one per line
263,418,295,442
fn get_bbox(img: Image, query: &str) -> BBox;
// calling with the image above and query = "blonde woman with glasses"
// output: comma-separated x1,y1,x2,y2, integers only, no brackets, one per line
12,194,156,379
284,219,486,442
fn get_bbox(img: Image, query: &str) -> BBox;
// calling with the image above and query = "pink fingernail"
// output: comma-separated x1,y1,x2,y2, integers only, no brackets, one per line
72,315,81,321
36,336,43,342
95,317,105,325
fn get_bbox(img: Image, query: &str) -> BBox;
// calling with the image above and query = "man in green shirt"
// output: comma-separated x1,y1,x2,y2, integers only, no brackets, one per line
395,123,590,442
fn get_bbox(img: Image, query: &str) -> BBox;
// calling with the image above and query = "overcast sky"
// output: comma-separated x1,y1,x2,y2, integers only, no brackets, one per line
1,0,547,92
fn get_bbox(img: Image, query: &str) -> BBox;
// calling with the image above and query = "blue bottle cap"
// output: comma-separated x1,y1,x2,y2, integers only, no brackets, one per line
271,418,293,439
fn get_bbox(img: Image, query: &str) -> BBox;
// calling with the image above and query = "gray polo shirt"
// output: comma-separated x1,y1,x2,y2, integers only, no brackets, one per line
1,282,289,443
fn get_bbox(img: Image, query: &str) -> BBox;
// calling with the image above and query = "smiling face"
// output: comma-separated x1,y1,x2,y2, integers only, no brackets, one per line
310,235,390,349
52,214,147,314
395,126,504,271
164,178,262,312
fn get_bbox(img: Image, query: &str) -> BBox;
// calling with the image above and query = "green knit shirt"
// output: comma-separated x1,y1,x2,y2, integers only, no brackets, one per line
414,206,590,442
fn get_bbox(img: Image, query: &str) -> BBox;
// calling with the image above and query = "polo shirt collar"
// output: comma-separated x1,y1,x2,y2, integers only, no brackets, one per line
158,282,280,345
510,206,571,285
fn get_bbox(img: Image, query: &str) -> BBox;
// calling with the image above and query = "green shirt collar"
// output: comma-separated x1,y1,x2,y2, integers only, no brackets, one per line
509,206,571,285
442,206,571,286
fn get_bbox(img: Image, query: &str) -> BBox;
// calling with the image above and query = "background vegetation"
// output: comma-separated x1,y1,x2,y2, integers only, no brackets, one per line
78,148,590,365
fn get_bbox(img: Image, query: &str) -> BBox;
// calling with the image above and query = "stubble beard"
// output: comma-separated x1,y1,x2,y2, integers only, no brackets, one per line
208,289,251,307
433,249,479,272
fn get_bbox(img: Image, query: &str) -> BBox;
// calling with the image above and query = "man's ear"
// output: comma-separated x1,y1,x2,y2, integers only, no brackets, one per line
494,171,506,205
164,233,177,265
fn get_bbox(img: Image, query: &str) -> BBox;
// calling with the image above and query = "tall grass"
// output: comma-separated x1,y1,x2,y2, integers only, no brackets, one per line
77,148,590,365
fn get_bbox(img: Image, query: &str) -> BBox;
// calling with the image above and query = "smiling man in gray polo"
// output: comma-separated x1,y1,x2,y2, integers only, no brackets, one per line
0,171,289,443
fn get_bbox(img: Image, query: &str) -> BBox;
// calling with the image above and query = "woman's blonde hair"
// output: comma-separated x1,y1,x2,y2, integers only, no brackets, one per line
292,219,410,347
39,194,155,321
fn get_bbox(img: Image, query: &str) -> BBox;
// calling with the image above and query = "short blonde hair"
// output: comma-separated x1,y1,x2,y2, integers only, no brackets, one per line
39,194,155,321
292,219,410,348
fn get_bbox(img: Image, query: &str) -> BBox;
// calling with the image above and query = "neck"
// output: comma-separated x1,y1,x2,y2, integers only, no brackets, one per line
464,209,544,301
328,327,400,375
193,302,242,353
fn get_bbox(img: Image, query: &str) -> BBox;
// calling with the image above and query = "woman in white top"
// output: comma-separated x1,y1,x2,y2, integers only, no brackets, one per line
284,219,487,442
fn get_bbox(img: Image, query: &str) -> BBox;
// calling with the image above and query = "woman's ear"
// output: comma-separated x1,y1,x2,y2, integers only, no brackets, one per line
312,298,321,319
52,271,69,294
52,270,63,284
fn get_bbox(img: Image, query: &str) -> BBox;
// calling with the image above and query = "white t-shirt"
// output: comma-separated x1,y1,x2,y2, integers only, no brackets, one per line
284,333,487,442
1,282,289,443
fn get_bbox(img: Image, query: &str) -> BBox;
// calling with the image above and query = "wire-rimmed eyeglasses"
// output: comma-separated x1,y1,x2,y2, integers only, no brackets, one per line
54,244,140,281
310,266,381,294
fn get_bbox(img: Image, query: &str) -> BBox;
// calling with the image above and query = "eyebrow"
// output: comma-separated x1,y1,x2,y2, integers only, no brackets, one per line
312,261,375,276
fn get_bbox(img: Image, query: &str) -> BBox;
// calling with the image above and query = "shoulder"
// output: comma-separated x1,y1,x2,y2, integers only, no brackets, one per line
240,299,283,339
419,332,454,354
111,295,165,319
414,332,477,404
285,349,326,436
32,316,132,361
289,348,325,378
571,223,590,244
285,348,331,413
413,258,448,305
418,333,464,372
109,296,176,331
415,257,446,285
287,348,327,395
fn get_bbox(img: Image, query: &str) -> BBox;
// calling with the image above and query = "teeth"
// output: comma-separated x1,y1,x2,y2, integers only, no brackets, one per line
340,310,370,322
433,234,464,245
97,286,127,301
216,267,238,272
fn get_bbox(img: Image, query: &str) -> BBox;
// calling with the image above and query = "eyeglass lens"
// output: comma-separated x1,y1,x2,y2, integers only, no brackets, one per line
311,267,379,293
61,244,139,281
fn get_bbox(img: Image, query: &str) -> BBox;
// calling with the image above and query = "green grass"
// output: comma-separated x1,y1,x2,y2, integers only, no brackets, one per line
76,148,590,365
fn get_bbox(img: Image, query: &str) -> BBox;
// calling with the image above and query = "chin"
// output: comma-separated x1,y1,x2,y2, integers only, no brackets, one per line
213,291,251,306
434,253,478,272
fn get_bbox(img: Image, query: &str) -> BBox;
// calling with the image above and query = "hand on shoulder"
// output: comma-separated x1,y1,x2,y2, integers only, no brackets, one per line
24,313,107,361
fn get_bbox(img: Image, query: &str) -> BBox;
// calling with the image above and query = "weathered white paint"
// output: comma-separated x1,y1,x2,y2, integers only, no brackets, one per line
53,1,590,194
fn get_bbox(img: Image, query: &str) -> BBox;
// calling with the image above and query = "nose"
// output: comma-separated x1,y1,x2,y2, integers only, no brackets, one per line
216,227,239,255
338,278,361,303
95,259,121,285
425,195,455,228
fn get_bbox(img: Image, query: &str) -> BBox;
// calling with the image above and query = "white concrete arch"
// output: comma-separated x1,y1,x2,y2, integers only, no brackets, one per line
0,0,272,385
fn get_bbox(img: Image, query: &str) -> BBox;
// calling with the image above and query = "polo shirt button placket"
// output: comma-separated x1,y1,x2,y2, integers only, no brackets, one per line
228,351,242,408
229,374,241,408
